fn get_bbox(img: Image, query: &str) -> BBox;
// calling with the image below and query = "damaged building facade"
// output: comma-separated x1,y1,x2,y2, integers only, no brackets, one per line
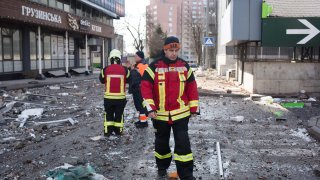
216,0,320,95
0,0,125,80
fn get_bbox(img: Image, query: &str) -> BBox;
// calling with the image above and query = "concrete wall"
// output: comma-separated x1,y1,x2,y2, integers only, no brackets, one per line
239,61,320,94
216,54,236,76
221,0,262,45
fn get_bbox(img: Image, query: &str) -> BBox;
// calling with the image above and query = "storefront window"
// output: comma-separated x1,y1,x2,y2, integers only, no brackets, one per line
39,0,48,5
57,36,65,68
64,3,70,12
57,1,63,10
69,37,75,67
0,28,21,72
0,28,2,61
3,37,12,60
49,0,56,8
43,35,51,69
43,35,51,60
0,27,2,72
30,32,37,60
76,2,82,16
13,30,21,60
70,0,76,14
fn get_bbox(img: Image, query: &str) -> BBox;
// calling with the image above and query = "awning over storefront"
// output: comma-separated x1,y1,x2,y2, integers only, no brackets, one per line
79,0,119,19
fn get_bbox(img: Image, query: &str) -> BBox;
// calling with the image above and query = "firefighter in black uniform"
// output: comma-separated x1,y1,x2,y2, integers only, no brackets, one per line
99,49,130,136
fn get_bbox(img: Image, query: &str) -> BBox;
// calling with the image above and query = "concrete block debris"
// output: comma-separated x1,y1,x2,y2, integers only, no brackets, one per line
61,84,78,89
17,108,44,128
0,101,16,114
90,136,103,141
48,86,60,90
230,116,244,123
290,128,312,142
58,93,69,96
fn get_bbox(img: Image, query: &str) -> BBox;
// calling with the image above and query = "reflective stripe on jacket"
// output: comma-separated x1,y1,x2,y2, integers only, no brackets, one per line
141,57,199,121
99,64,130,99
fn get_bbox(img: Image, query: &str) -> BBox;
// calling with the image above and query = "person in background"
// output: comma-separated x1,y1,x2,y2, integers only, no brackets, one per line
129,51,149,128
99,49,130,136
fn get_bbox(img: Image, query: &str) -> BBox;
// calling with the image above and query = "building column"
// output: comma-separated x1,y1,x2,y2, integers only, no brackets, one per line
22,27,30,72
85,34,89,75
36,26,45,80
65,31,71,77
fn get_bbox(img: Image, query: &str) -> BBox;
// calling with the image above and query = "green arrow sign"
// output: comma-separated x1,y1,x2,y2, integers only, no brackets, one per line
262,18,320,47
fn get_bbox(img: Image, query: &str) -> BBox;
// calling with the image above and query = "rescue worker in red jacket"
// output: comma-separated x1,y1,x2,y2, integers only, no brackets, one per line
99,49,130,136
129,51,149,128
141,37,199,179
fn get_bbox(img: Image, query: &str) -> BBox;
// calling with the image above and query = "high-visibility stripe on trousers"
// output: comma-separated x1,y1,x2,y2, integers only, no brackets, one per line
104,98,126,135
153,117,194,179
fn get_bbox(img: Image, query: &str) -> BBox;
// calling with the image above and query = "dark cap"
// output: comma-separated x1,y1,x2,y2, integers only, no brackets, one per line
164,36,180,50
136,51,144,59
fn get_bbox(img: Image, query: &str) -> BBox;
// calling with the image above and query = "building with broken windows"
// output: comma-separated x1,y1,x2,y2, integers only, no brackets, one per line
216,0,320,94
0,0,125,80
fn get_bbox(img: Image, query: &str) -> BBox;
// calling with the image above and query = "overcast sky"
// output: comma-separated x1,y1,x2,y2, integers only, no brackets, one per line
114,0,150,54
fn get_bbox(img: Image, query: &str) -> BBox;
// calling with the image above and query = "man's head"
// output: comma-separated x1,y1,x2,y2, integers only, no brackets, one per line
109,49,122,64
135,51,144,63
163,36,180,61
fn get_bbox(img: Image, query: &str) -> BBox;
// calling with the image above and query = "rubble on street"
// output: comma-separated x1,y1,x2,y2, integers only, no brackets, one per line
0,74,320,179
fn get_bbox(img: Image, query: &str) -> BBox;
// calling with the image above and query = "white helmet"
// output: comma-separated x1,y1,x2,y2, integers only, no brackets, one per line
109,49,122,64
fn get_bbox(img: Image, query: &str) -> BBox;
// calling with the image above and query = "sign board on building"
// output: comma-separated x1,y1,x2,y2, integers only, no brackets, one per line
203,37,215,46
22,5,62,24
262,18,320,47
80,19,91,30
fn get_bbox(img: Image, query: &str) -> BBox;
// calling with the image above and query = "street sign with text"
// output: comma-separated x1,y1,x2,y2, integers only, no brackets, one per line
262,18,320,47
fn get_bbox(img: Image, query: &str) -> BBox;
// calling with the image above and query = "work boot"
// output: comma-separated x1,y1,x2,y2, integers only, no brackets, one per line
104,132,112,137
157,169,168,179
114,129,124,136
135,121,148,128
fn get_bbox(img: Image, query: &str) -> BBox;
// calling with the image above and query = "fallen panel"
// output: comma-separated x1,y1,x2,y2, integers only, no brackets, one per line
47,70,66,77
70,68,87,74
34,118,77,126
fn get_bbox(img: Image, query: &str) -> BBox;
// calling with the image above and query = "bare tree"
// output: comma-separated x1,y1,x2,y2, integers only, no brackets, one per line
183,1,205,66
125,17,145,51
191,22,204,66
114,13,146,52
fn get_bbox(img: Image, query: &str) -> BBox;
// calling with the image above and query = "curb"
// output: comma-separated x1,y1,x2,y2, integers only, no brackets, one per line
308,116,320,141
308,126,320,141
0,75,98,91
198,90,250,98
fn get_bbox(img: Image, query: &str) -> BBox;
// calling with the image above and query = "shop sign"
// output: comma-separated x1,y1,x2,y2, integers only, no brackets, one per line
92,25,102,33
21,5,62,24
68,14,79,30
80,19,91,30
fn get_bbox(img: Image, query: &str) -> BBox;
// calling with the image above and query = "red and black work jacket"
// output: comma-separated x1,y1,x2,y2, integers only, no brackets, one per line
99,64,130,99
141,56,199,122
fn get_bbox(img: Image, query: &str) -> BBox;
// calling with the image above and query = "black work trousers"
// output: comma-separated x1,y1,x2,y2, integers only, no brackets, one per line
104,98,127,135
132,89,147,115
153,117,194,180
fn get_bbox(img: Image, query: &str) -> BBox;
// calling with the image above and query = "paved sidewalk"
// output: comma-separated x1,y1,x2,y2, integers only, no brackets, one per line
0,74,98,90
195,69,250,97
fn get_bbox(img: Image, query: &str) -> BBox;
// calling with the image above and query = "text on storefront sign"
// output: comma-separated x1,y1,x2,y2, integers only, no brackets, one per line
22,6,62,24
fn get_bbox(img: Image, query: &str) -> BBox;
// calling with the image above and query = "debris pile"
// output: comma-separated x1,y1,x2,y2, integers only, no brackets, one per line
0,81,102,154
